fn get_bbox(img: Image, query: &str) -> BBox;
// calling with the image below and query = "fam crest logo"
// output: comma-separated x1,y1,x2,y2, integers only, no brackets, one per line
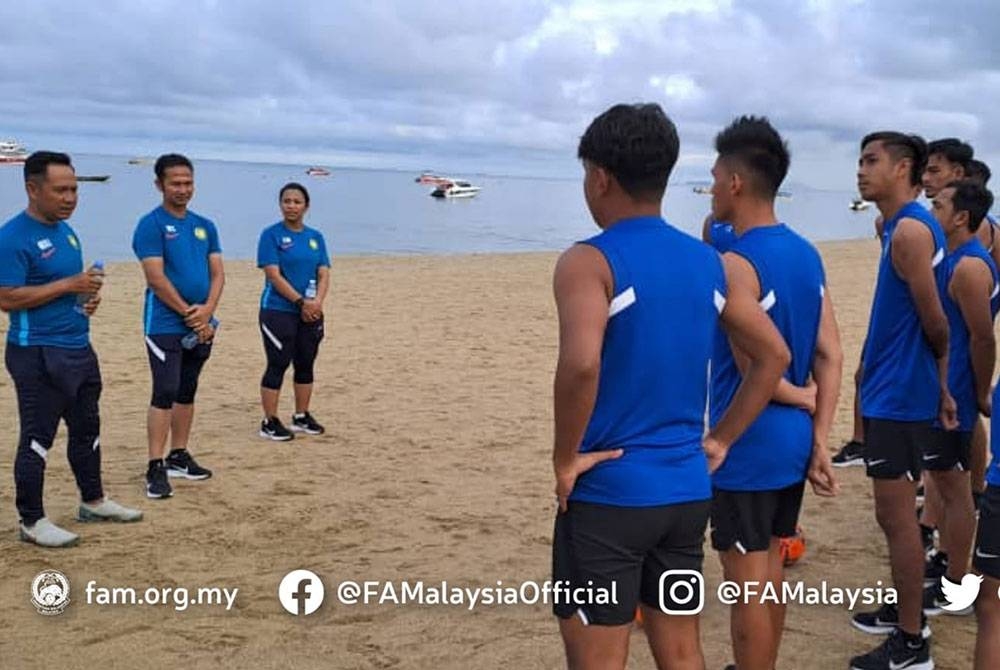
31,570,71,615
194,226,208,241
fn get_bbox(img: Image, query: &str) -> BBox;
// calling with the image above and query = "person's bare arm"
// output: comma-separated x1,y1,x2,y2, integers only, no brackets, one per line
890,218,956,428
808,289,843,496
707,254,791,471
0,271,102,312
262,265,302,304
552,244,622,511
951,257,996,416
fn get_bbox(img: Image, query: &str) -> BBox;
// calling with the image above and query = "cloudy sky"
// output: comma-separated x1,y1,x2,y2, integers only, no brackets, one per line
2,0,997,188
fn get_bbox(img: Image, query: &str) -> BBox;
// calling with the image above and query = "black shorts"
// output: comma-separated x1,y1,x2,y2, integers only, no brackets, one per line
974,485,1000,579
552,499,710,625
922,429,972,471
863,418,933,481
145,333,213,409
711,481,805,553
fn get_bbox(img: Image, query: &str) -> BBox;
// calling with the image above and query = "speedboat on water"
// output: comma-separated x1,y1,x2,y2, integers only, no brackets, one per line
306,166,331,177
850,197,871,211
0,139,28,164
430,180,481,199
415,172,451,186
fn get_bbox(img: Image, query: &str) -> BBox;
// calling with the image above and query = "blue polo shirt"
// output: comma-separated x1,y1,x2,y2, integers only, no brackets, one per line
569,216,727,507
257,222,331,314
0,211,89,348
132,206,222,335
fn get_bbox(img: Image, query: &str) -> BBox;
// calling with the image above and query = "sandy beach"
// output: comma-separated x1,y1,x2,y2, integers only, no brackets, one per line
0,239,980,669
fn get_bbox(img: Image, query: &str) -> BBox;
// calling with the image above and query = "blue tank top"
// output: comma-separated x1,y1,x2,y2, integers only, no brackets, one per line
710,224,825,490
861,202,947,421
708,220,737,252
571,216,726,507
937,238,1000,431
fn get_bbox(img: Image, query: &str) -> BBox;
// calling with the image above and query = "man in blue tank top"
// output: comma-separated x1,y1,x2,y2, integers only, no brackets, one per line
0,151,142,547
706,117,843,670
974,386,1000,669
920,181,997,619
132,154,224,499
849,132,954,670
551,103,790,670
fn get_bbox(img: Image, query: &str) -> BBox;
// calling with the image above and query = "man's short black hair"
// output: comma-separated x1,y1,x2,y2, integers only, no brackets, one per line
927,138,973,174
967,159,991,186
24,151,72,182
155,153,194,180
714,115,790,199
577,103,679,202
861,131,927,187
945,180,994,233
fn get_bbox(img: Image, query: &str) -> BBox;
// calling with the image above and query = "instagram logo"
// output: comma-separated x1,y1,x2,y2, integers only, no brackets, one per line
658,570,705,615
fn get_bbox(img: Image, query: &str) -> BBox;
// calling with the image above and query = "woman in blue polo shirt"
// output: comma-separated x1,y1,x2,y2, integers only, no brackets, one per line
256,182,330,441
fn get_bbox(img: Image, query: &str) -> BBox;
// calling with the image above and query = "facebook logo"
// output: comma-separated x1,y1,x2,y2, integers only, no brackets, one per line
279,570,325,616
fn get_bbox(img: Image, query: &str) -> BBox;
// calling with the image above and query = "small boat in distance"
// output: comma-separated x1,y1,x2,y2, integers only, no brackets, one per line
430,180,481,199
78,175,111,183
692,185,712,194
776,190,792,199
127,157,152,165
850,197,871,211
0,139,29,164
306,167,331,177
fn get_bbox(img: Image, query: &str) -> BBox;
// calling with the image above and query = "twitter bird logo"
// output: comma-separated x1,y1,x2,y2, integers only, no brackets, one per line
939,574,983,612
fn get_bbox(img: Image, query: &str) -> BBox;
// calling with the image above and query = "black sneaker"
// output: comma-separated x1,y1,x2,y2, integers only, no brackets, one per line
260,417,295,441
146,460,173,499
919,524,936,556
849,629,933,670
832,440,865,467
851,603,931,638
165,449,212,480
924,551,947,587
291,412,325,435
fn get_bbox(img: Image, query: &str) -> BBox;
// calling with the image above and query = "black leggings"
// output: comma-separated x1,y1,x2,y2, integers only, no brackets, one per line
259,309,324,390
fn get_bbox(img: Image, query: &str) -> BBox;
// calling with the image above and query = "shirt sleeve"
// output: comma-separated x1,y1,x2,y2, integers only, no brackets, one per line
0,235,29,286
257,228,278,267
207,220,222,255
132,215,163,260
318,233,331,268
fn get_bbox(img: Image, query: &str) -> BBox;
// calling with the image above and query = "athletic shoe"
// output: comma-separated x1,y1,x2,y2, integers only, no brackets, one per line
19,517,80,547
77,499,143,523
922,577,973,617
291,412,325,435
851,603,931,638
146,460,173,499
919,524,936,556
165,449,213,480
260,416,294,441
924,551,948,587
832,440,865,467
849,629,933,670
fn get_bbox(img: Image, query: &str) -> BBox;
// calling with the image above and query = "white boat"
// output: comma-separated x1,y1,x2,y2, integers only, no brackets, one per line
850,197,871,211
430,179,481,199
0,139,28,164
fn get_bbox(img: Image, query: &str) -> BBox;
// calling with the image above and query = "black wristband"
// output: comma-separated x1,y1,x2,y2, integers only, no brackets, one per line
294,297,305,308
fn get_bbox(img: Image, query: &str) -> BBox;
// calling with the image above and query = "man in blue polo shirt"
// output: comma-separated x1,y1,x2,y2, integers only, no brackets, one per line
551,103,790,670
0,151,142,547
132,154,224,499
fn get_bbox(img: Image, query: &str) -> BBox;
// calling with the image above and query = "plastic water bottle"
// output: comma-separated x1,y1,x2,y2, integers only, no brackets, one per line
181,317,219,350
304,279,318,300
75,260,104,315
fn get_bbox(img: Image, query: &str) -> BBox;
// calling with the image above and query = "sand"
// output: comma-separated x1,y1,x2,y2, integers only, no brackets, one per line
0,240,980,669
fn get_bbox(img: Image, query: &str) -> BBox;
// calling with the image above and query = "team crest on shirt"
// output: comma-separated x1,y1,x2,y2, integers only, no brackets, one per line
67,234,79,249
164,224,178,240
280,236,294,250
309,238,319,251
194,227,208,241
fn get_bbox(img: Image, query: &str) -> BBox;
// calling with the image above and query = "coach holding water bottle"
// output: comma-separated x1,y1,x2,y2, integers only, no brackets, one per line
0,151,142,547
256,182,330,441
132,154,223,499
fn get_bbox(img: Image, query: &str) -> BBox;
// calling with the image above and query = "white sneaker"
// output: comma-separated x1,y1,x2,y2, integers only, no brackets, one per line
19,518,80,547
77,498,143,523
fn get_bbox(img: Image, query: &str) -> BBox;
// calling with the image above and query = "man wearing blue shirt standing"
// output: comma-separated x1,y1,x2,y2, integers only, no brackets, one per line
132,154,224,499
0,151,142,547
551,103,790,670
849,133,955,670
